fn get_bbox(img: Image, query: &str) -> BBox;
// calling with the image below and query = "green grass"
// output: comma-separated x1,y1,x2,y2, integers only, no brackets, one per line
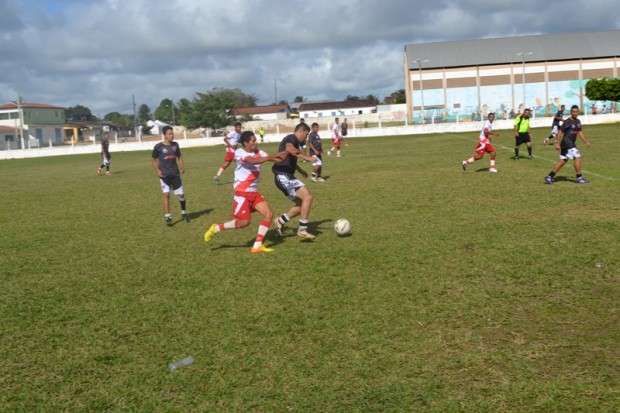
1,124,618,412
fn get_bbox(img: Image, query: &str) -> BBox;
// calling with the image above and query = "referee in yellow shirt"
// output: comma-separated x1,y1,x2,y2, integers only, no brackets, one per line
513,108,533,159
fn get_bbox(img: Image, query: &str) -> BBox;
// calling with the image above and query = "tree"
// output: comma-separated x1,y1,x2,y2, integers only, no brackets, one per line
153,98,176,125
66,105,96,121
293,96,306,103
365,94,380,105
586,78,620,102
345,95,361,101
390,89,407,104
183,88,258,129
138,104,151,125
104,112,129,125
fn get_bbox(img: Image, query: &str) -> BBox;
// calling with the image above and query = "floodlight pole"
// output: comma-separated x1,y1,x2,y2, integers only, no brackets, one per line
517,52,533,110
414,59,429,124
170,98,175,126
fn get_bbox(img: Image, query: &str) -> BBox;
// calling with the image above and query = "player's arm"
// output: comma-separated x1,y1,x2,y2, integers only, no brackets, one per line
223,134,230,146
308,140,319,155
285,142,316,162
577,131,591,147
151,158,163,178
177,155,185,174
554,130,563,150
295,164,308,178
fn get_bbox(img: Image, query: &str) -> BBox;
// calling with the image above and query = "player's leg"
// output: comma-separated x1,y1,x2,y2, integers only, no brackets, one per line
489,149,497,172
545,159,567,184
573,155,589,183
294,186,315,239
526,141,533,158
251,200,274,253
163,192,172,225
514,136,520,159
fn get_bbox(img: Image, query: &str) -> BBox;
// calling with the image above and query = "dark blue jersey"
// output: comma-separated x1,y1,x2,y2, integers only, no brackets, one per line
152,141,182,177
272,134,300,175
307,131,322,153
559,117,582,149
552,109,564,127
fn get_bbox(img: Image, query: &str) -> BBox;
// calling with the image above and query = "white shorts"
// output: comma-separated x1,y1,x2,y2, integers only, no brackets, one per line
560,147,581,160
102,155,110,166
551,126,559,135
274,173,305,201
159,176,184,195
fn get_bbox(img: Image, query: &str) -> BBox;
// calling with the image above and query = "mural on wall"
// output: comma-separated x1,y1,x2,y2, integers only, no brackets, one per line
412,77,615,121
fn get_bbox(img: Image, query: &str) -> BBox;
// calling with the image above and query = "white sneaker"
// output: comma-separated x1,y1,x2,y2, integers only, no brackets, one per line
489,168,498,173
297,229,316,240
310,176,317,182
327,151,331,156
316,177,326,182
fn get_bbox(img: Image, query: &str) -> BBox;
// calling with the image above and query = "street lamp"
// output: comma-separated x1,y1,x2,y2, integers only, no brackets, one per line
414,59,429,124
517,52,533,110
166,100,176,126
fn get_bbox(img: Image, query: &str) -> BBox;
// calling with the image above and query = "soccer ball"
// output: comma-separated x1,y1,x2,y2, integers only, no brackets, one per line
334,218,351,236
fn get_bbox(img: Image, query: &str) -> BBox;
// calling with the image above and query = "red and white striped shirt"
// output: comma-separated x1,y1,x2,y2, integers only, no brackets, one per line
234,148,268,192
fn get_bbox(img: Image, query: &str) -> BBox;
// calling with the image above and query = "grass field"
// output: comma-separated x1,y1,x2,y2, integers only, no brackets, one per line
1,123,618,412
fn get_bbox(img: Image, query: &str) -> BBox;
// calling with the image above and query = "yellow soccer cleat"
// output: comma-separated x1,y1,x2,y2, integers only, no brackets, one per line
250,245,274,254
204,224,218,242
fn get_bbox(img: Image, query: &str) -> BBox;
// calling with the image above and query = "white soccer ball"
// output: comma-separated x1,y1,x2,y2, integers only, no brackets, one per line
334,218,351,236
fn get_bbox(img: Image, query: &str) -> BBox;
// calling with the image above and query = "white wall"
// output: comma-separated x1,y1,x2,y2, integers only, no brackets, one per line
2,113,619,160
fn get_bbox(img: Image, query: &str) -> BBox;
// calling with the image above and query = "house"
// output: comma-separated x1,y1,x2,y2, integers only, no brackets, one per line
230,105,291,121
146,120,170,135
0,102,66,148
298,100,377,119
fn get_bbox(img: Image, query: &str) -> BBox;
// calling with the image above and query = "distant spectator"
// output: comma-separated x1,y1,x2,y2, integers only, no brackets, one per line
602,104,607,114
591,105,597,115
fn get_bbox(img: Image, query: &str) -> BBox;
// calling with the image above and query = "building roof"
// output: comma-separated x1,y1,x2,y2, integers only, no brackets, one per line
231,105,290,115
0,102,65,110
298,100,376,112
0,125,16,132
405,30,620,70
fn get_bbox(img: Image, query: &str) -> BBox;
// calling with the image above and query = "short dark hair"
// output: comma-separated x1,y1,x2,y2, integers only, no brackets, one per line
235,122,242,127
488,112,495,117
571,105,579,111
239,131,255,145
311,122,319,127
294,123,310,133
162,125,173,135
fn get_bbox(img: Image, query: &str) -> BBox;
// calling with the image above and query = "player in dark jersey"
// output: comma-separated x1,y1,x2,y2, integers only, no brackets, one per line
272,123,321,239
97,131,112,176
307,122,325,182
544,105,591,184
544,104,565,145
151,125,190,225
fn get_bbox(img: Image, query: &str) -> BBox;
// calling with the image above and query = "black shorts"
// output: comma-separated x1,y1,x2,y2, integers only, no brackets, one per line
162,175,183,191
515,133,531,146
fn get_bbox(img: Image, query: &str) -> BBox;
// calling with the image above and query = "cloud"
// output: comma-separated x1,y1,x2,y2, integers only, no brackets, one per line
1,0,618,114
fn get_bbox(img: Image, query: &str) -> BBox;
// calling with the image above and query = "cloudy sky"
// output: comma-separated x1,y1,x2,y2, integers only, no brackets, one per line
1,0,619,115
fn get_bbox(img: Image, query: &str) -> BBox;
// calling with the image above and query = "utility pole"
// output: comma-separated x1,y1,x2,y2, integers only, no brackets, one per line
274,78,278,104
132,94,139,141
16,94,25,149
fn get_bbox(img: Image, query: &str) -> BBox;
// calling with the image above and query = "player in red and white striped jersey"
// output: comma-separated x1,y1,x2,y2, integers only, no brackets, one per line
204,131,286,253
462,112,500,173
213,122,242,184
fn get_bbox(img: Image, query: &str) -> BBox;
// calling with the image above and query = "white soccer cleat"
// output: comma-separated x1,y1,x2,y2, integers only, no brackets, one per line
489,168,498,173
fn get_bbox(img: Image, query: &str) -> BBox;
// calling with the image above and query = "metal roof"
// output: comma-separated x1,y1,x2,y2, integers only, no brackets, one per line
405,30,620,70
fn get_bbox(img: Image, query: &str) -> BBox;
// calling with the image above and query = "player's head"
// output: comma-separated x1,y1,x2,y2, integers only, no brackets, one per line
487,112,495,121
523,108,531,117
294,122,310,142
162,125,173,138
235,122,242,132
570,105,579,117
239,130,256,148
311,122,319,131
334,117,339,123
560,104,565,110
103,131,109,139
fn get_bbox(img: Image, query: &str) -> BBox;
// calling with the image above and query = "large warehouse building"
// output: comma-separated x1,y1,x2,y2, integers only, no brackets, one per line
404,30,620,124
